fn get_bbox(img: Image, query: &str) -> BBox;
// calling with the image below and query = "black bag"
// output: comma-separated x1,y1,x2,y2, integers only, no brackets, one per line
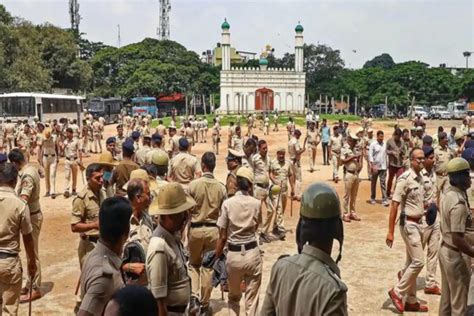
122,241,146,281
426,203,438,226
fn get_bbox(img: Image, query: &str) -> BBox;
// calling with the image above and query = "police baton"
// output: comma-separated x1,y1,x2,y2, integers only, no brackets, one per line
28,281,33,316
290,195,293,217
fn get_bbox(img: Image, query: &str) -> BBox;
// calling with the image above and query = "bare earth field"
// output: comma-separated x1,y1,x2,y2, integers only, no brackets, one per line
17,118,456,315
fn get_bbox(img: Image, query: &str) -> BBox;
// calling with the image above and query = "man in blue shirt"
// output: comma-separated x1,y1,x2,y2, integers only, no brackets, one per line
320,119,331,165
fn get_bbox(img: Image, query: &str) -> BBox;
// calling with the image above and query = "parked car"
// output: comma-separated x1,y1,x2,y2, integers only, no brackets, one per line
408,106,429,119
447,101,467,119
429,105,451,120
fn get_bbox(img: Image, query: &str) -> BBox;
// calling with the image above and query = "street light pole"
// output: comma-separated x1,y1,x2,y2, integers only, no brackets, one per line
463,51,473,69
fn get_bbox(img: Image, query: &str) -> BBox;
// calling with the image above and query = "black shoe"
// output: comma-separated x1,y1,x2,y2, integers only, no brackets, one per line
189,296,201,315
44,192,50,197
64,191,70,198
259,233,271,243
51,193,56,199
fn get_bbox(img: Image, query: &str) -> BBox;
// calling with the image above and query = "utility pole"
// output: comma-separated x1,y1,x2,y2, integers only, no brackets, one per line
157,0,171,40
463,51,473,69
69,0,80,35
355,96,358,116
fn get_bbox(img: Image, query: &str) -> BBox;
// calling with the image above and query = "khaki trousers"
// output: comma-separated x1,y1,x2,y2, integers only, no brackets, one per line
421,217,441,288
5,136,14,153
465,230,474,311
26,213,43,291
307,145,317,171
93,134,102,153
331,153,340,179
395,221,424,304
65,159,78,193
439,244,470,316
212,135,219,155
291,160,302,198
78,237,97,269
226,247,262,316
43,156,57,194
188,226,218,307
0,256,22,316
436,175,448,203
343,172,359,214
82,137,89,155
263,192,287,233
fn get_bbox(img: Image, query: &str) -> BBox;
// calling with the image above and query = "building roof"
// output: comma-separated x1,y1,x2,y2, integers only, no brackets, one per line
295,23,304,33
0,92,84,100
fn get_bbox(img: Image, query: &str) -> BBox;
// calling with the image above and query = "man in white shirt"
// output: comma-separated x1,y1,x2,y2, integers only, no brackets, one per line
369,130,389,206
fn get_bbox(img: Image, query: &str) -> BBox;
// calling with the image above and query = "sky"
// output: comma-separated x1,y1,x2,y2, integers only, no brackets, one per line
2,0,473,69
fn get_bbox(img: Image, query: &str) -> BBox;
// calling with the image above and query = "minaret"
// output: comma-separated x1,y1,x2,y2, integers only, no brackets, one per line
221,18,231,71
294,22,304,72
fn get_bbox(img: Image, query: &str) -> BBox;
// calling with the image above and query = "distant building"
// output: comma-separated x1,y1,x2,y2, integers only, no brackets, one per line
212,45,244,66
218,19,306,113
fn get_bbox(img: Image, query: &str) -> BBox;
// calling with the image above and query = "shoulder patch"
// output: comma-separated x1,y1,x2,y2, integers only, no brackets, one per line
324,264,348,292
101,256,114,278
277,254,290,260
148,236,166,253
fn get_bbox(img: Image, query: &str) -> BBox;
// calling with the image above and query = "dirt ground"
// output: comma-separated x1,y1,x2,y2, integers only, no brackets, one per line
16,118,457,315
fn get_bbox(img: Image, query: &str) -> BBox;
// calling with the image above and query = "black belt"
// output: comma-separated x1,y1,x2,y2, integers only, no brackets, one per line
30,210,41,216
256,183,269,189
346,170,357,174
43,154,56,157
190,222,217,229
228,241,258,252
66,157,78,161
0,252,17,259
167,305,187,313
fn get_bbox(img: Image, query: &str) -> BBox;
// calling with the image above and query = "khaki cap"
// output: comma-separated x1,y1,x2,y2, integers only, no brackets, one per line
367,128,374,133
228,149,245,158
151,151,169,166
149,183,196,215
97,152,118,168
122,169,150,191
43,128,52,139
276,146,286,153
236,167,254,184
455,132,466,141
416,126,423,131
255,174,269,185
349,134,359,141
356,127,364,134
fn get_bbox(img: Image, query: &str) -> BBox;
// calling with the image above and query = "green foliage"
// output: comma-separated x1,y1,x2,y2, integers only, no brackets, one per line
363,53,395,69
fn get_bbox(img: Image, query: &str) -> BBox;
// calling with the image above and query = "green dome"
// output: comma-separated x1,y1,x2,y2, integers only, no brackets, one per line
221,19,230,30
259,57,268,65
295,23,304,33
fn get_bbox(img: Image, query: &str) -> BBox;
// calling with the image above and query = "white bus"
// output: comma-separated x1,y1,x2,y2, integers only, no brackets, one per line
0,92,85,123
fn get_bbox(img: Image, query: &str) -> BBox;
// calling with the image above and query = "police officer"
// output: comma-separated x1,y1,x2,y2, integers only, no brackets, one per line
122,178,153,285
260,182,348,316
92,118,102,154
231,126,244,152
39,127,59,199
16,124,33,163
4,119,15,153
111,141,139,197
7,149,42,303
288,129,305,200
115,124,126,161
226,149,244,198
0,163,37,314
188,152,226,315
167,127,180,158
169,138,202,192
146,183,196,316
439,157,474,315
135,136,152,166
211,118,221,155
304,120,320,173
145,134,166,164
215,167,262,316
434,132,455,202
77,197,131,315
253,140,273,242
71,163,106,269
386,148,428,313
341,134,362,222
62,128,82,198
328,125,343,183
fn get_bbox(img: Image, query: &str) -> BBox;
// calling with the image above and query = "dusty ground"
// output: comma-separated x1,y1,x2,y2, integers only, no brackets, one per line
16,118,457,315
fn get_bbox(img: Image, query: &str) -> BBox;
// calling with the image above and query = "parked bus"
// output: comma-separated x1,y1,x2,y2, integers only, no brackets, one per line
130,97,157,117
0,92,84,123
87,98,123,124
447,101,467,119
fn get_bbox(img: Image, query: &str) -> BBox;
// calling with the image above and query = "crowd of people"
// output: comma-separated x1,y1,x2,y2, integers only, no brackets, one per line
0,110,474,315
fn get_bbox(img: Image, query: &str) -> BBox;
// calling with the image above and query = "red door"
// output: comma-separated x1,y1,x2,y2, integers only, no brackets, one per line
255,88,274,111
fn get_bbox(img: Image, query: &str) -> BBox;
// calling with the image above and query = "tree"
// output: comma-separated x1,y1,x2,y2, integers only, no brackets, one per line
363,53,395,69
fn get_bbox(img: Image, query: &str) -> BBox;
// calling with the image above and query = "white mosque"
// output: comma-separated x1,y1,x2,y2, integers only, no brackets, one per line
218,19,306,114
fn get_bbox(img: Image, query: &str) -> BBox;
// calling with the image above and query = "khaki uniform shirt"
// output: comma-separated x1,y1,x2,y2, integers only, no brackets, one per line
440,186,471,249
329,135,343,154
253,153,271,183
413,136,423,149
42,136,56,156
17,131,32,149
226,167,240,198
16,164,41,214
217,191,261,244
4,123,15,138
189,173,227,224
169,135,180,157
288,137,301,161
269,159,293,193
69,123,80,139
92,121,101,136
113,159,139,196
0,187,32,254
231,135,244,152
306,129,321,148
140,125,151,138
63,138,80,159
156,124,166,137
392,168,425,217
341,144,360,172
79,241,124,315
169,152,201,185
145,148,168,165
135,145,151,166
127,212,154,254
146,225,191,307
434,145,455,175
261,244,348,316
421,168,437,205
115,134,126,154
71,187,106,237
